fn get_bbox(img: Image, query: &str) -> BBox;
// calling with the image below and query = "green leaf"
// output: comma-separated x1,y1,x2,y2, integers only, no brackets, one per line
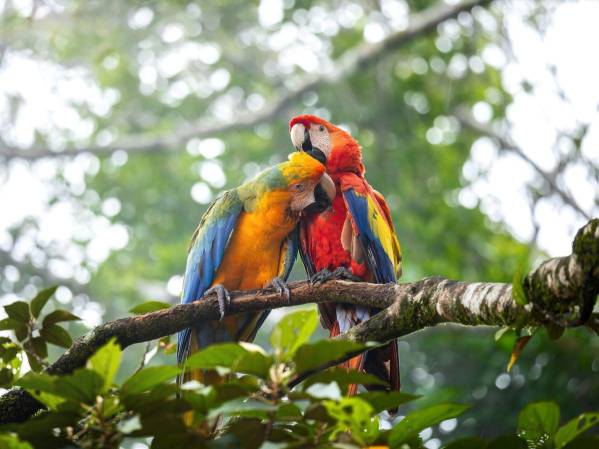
214,399,278,420
54,368,104,403
40,325,72,348
270,309,318,359
0,318,27,332
14,326,28,342
185,342,272,377
495,326,512,342
293,340,372,374
358,391,420,414
42,310,80,327
233,347,273,378
16,372,66,410
25,352,44,372
275,402,303,420
5,301,30,323
0,434,34,449
517,401,560,444
555,413,599,448
121,365,180,395
185,342,248,370
15,371,58,393
0,366,13,384
512,268,528,306
30,337,48,359
86,338,121,392
324,396,379,446
128,300,171,315
30,286,58,318
389,403,471,448
227,417,268,449
302,367,386,391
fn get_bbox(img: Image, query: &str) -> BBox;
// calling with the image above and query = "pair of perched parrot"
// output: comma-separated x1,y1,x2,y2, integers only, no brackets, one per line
177,115,402,396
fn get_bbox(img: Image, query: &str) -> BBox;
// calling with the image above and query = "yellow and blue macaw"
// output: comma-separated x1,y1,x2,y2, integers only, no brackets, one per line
177,152,334,386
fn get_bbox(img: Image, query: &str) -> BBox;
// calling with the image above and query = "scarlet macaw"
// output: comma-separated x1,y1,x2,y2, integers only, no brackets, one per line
177,151,335,386
289,115,402,396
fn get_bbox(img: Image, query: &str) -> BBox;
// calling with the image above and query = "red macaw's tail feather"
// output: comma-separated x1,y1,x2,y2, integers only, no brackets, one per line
363,342,400,390
363,341,401,414
329,319,366,397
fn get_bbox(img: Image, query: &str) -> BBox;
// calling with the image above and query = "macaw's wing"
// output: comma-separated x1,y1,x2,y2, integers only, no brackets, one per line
280,225,300,281
340,175,401,284
177,190,243,363
298,221,317,278
372,189,402,279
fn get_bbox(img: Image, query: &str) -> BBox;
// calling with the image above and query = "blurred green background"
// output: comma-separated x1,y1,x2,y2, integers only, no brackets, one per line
0,0,597,446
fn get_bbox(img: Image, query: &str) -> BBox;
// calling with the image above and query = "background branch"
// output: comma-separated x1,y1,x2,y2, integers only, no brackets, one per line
0,0,490,161
0,218,596,425
454,108,592,220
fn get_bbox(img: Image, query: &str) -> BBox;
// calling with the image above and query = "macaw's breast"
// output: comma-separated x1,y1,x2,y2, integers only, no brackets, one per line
304,194,354,273
210,190,297,340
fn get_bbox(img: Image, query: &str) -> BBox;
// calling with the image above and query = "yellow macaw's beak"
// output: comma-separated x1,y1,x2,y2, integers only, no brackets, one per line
319,172,336,202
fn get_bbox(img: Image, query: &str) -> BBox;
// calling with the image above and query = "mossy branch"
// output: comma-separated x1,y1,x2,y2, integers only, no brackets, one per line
0,218,597,425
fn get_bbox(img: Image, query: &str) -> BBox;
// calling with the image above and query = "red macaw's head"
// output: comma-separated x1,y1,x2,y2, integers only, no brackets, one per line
289,114,365,176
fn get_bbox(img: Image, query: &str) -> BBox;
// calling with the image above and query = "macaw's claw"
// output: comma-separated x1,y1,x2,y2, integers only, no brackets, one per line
205,284,231,320
309,269,332,285
267,277,290,303
330,267,362,282
310,267,361,285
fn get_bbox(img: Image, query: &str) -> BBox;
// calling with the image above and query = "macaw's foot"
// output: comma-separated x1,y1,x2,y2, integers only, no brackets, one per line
310,267,362,285
205,284,231,320
267,276,290,303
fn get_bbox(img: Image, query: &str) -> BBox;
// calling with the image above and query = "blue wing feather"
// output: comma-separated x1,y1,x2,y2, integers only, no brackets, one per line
280,225,300,280
343,188,396,284
176,191,243,363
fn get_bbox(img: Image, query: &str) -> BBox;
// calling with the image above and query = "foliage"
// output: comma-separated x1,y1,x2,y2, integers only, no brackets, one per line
0,286,79,373
0,308,597,449
1,0,597,441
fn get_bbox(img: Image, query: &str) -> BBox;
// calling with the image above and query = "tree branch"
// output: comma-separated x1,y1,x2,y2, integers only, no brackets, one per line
454,109,592,220
0,0,490,161
0,218,597,425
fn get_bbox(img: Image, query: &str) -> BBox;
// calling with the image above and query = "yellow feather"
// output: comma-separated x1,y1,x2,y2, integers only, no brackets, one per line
366,195,401,275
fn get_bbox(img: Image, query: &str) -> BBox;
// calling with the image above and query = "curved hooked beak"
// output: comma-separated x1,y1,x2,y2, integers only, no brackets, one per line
290,123,309,152
318,173,336,202
290,123,327,165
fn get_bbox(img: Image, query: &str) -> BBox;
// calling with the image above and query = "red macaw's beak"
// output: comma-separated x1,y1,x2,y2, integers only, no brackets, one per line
290,122,327,165
290,123,307,151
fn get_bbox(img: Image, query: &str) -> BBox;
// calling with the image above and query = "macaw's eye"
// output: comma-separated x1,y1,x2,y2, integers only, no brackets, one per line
291,183,305,192
319,125,325,132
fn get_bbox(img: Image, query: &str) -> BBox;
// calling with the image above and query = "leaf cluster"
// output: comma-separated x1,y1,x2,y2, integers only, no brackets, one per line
0,303,596,449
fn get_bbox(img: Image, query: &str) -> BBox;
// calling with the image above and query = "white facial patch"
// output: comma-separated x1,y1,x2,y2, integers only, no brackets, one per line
309,126,332,155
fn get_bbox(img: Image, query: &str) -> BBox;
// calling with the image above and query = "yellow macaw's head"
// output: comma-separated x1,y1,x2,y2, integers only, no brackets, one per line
241,152,335,214
278,151,335,212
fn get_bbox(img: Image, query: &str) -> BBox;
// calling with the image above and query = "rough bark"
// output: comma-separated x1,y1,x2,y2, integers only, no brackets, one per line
0,0,490,161
0,218,597,424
